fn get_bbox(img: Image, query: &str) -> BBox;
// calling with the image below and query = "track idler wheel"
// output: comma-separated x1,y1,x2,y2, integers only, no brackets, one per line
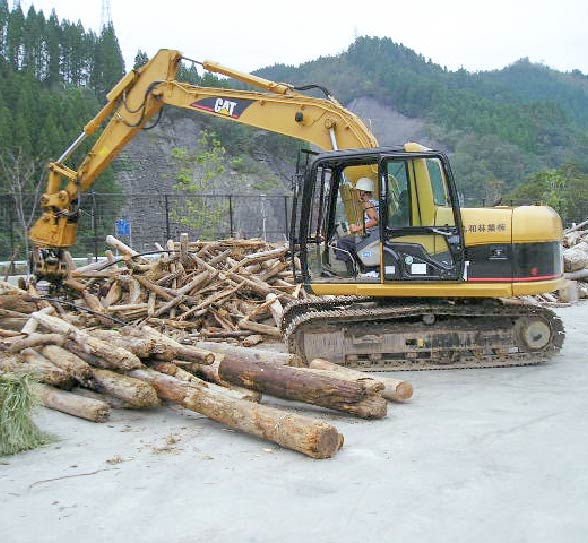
516,317,553,352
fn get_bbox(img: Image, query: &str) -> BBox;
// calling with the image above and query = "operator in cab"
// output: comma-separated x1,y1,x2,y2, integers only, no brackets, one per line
335,177,379,275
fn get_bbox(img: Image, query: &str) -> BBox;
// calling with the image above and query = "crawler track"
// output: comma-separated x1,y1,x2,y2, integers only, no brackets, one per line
282,297,565,371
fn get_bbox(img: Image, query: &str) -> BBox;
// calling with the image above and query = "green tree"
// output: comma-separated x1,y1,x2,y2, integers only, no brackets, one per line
171,130,230,239
133,50,148,70
0,0,8,58
44,10,61,87
23,6,43,76
6,4,24,69
91,22,124,100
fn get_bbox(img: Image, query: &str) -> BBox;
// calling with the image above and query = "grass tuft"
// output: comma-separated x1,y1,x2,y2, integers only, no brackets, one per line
0,373,54,456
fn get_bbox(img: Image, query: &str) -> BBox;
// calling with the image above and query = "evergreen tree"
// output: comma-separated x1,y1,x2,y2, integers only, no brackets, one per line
0,90,12,159
45,10,61,88
91,22,124,100
0,0,9,58
133,50,148,70
6,4,24,69
23,6,42,75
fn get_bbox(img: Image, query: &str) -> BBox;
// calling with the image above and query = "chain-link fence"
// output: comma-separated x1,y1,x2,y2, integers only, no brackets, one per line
0,192,292,260
1,192,585,261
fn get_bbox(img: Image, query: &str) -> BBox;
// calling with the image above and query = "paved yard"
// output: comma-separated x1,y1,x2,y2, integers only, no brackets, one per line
1,304,587,543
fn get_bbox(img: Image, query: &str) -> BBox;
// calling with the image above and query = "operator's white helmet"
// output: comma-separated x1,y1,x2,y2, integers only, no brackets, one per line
355,177,375,192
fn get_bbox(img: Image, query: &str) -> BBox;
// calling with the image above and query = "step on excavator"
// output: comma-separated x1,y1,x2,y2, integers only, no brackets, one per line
28,49,565,370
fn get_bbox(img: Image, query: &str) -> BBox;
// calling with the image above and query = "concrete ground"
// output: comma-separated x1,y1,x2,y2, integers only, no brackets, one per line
1,305,588,543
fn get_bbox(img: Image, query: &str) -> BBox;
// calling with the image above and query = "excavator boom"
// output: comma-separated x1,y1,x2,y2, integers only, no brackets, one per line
30,49,377,252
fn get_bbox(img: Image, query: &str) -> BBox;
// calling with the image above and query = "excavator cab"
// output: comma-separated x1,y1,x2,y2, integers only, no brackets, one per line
291,147,466,291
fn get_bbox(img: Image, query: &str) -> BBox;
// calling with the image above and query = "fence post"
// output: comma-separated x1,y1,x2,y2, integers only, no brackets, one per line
284,195,289,239
91,191,98,261
8,197,15,257
164,195,170,241
229,195,234,238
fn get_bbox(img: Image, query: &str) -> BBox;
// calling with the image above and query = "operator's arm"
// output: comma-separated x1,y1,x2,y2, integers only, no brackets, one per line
349,200,378,233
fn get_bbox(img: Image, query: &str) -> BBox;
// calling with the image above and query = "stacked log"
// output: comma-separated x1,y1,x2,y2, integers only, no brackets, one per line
53,235,310,346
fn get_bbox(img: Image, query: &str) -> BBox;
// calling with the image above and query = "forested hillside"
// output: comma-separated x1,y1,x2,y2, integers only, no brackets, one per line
254,36,588,204
0,1,124,192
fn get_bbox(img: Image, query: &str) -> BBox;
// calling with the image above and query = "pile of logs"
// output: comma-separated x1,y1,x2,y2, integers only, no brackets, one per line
518,220,588,307
0,287,413,459
58,234,309,345
560,220,588,300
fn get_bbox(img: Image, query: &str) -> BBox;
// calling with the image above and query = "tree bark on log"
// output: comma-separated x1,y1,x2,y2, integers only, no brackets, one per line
217,356,387,419
31,311,142,370
150,362,261,403
89,368,160,408
0,351,75,389
122,325,215,364
88,329,175,360
34,383,111,422
308,359,414,402
129,368,343,459
194,341,299,366
41,344,93,384
7,333,64,353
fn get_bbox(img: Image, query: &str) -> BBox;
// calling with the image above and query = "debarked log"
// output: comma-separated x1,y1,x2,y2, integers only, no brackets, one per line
129,368,343,459
194,341,300,366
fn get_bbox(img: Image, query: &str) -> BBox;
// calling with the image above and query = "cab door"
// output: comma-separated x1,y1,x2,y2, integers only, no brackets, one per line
380,154,465,282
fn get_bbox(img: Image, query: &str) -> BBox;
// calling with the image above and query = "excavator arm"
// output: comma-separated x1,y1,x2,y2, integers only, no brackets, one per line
29,49,378,257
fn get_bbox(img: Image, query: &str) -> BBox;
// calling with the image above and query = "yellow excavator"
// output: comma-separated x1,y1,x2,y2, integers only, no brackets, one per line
29,49,565,370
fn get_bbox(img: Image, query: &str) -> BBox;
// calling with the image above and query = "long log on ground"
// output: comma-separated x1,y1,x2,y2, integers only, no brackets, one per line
31,311,142,370
89,368,160,408
129,368,343,459
151,362,261,403
70,387,127,409
308,358,414,402
217,356,387,419
34,383,111,422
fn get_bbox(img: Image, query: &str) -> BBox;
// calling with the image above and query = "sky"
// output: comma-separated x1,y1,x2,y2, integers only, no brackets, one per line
19,0,588,75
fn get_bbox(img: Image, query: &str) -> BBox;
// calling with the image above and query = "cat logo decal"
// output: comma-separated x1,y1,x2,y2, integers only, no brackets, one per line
190,97,253,119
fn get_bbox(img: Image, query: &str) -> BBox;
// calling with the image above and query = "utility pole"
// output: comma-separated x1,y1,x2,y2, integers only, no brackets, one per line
100,0,112,30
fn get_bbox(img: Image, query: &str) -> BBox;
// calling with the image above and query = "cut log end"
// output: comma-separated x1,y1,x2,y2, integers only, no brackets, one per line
306,423,344,459
393,381,414,401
